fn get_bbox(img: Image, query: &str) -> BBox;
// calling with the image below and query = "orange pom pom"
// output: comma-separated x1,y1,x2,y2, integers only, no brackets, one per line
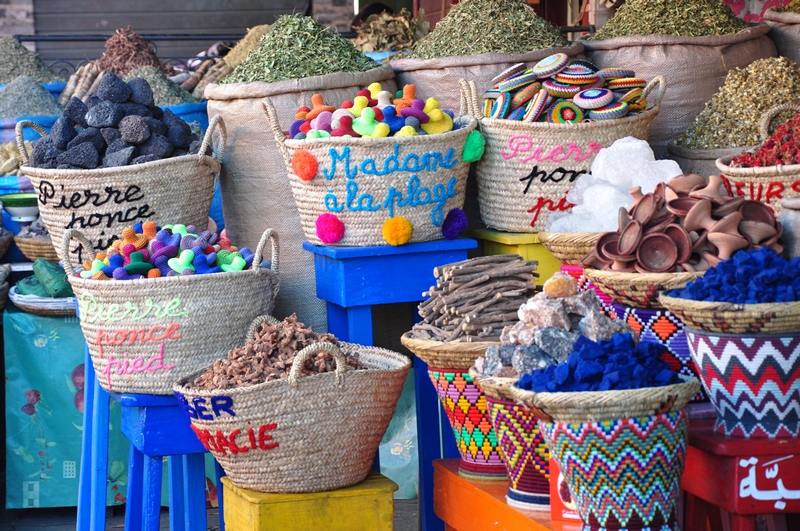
147,269,162,279
292,149,318,181
382,217,413,246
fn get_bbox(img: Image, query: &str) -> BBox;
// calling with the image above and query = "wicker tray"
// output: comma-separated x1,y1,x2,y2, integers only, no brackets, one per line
14,235,59,262
468,366,519,401
8,285,76,316
583,268,702,309
659,293,800,335
537,232,602,265
507,375,701,423
400,332,498,369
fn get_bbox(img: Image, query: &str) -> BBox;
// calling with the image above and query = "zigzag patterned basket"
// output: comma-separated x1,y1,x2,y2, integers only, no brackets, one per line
685,327,800,438
660,293,800,335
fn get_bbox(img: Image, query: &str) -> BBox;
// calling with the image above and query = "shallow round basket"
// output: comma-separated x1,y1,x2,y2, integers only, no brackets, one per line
13,235,59,262
8,285,76,316
537,232,602,265
400,332,498,369
508,375,701,424
469,366,519,401
659,293,800,335
0,228,13,258
583,268,703,309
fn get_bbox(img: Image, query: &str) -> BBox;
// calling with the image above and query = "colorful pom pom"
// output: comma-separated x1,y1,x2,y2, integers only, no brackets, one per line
442,208,468,239
291,148,318,181
382,217,413,246
463,130,485,162
316,213,345,244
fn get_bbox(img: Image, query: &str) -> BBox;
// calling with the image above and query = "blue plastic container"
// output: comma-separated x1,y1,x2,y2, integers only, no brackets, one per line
0,115,58,145
163,101,209,131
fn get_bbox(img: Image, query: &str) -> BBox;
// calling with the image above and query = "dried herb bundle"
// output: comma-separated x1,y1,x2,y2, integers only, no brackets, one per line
190,314,363,390
0,38,61,84
675,57,800,149
0,75,63,118
224,24,272,68
352,8,429,53
590,0,747,40
409,0,567,60
123,66,200,106
96,27,172,78
222,14,377,84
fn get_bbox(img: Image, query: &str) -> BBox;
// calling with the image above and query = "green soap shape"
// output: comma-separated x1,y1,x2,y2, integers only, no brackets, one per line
463,130,485,163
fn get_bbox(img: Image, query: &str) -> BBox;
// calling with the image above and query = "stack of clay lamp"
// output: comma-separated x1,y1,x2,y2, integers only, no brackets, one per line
584,174,784,274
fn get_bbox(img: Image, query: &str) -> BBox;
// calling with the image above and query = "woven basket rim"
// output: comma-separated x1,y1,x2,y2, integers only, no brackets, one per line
580,23,769,49
20,152,220,178
173,341,412,397
665,139,748,159
683,325,800,339
583,268,703,284
468,366,519,401
283,116,477,148
13,234,53,243
479,103,659,132
537,231,603,244
659,292,800,314
400,331,502,353
715,155,800,175
68,266,278,288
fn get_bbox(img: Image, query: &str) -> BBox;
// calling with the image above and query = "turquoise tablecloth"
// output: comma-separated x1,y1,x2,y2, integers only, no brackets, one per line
4,303,129,508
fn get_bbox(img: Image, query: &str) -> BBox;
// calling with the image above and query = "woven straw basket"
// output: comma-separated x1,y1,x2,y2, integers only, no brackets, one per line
508,375,700,424
264,101,478,247
13,234,59,262
659,293,800,335
16,116,225,265
173,327,411,494
469,366,519,401
715,103,800,215
400,332,498,369
460,76,666,233
0,281,8,312
583,268,702,309
0,227,13,258
537,232,602,265
64,227,280,395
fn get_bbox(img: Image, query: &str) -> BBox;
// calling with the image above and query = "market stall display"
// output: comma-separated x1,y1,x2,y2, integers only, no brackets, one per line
461,56,666,233
764,5,800,65
64,223,279,394
671,57,800,175
392,0,580,115
174,314,410,493
661,249,800,438
715,103,800,213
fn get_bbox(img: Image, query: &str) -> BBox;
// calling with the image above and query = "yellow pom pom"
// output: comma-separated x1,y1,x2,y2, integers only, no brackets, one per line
382,217,413,246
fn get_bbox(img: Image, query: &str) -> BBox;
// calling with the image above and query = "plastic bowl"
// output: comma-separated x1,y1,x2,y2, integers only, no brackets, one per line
0,192,38,218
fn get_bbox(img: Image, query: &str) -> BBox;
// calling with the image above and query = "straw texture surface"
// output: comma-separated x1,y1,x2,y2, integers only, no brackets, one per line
173,340,410,493
64,227,280,395
469,366,519,401
400,332,497,369
537,232,601,265
583,268,702,309
14,235,59,262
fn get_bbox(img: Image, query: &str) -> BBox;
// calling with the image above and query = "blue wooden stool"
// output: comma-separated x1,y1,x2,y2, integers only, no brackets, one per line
303,238,477,531
77,345,225,531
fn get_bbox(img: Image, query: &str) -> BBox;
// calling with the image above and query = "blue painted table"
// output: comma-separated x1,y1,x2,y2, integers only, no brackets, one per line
77,346,224,531
303,239,477,531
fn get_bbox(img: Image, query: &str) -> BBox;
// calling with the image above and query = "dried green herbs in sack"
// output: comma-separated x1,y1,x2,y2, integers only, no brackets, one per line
222,14,378,84
590,0,747,40
224,24,272,68
675,57,800,150
409,0,567,59
0,75,62,118
0,38,61,84
351,8,429,53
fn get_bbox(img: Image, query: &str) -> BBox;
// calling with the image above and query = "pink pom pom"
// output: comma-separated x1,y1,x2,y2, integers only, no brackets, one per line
316,213,345,244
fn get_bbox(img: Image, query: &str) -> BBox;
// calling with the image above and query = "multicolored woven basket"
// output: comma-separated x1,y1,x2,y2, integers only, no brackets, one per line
428,366,505,478
685,328,800,438
608,302,706,403
540,410,688,531
487,396,550,509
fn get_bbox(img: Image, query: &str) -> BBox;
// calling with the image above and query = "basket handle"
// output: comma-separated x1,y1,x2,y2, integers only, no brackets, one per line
759,103,800,142
244,314,281,341
288,341,347,388
261,100,291,166
15,120,48,164
61,228,96,277
640,75,667,111
458,79,483,119
252,227,280,297
199,114,227,164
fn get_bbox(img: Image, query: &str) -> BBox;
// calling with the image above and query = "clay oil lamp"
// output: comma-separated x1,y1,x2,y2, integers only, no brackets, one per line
712,195,745,217
667,174,706,195
739,219,778,245
631,193,658,224
636,233,679,273
689,175,727,205
684,199,715,233
666,198,698,217
707,232,748,260
618,220,643,256
664,224,693,263
603,239,637,272
740,200,776,225
709,211,743,236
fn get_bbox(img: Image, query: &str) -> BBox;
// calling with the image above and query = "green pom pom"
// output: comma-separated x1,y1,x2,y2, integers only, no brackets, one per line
462,130,485,163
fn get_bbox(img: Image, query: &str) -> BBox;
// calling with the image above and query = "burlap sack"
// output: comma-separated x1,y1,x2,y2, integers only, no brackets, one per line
666,141,746,179
389,42,585,115
205,65,397,332
765,8,800,65
582,26,776,159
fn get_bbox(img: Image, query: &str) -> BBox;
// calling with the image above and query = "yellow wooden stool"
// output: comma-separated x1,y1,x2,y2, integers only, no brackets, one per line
471,228,562,285
222,472,398,531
